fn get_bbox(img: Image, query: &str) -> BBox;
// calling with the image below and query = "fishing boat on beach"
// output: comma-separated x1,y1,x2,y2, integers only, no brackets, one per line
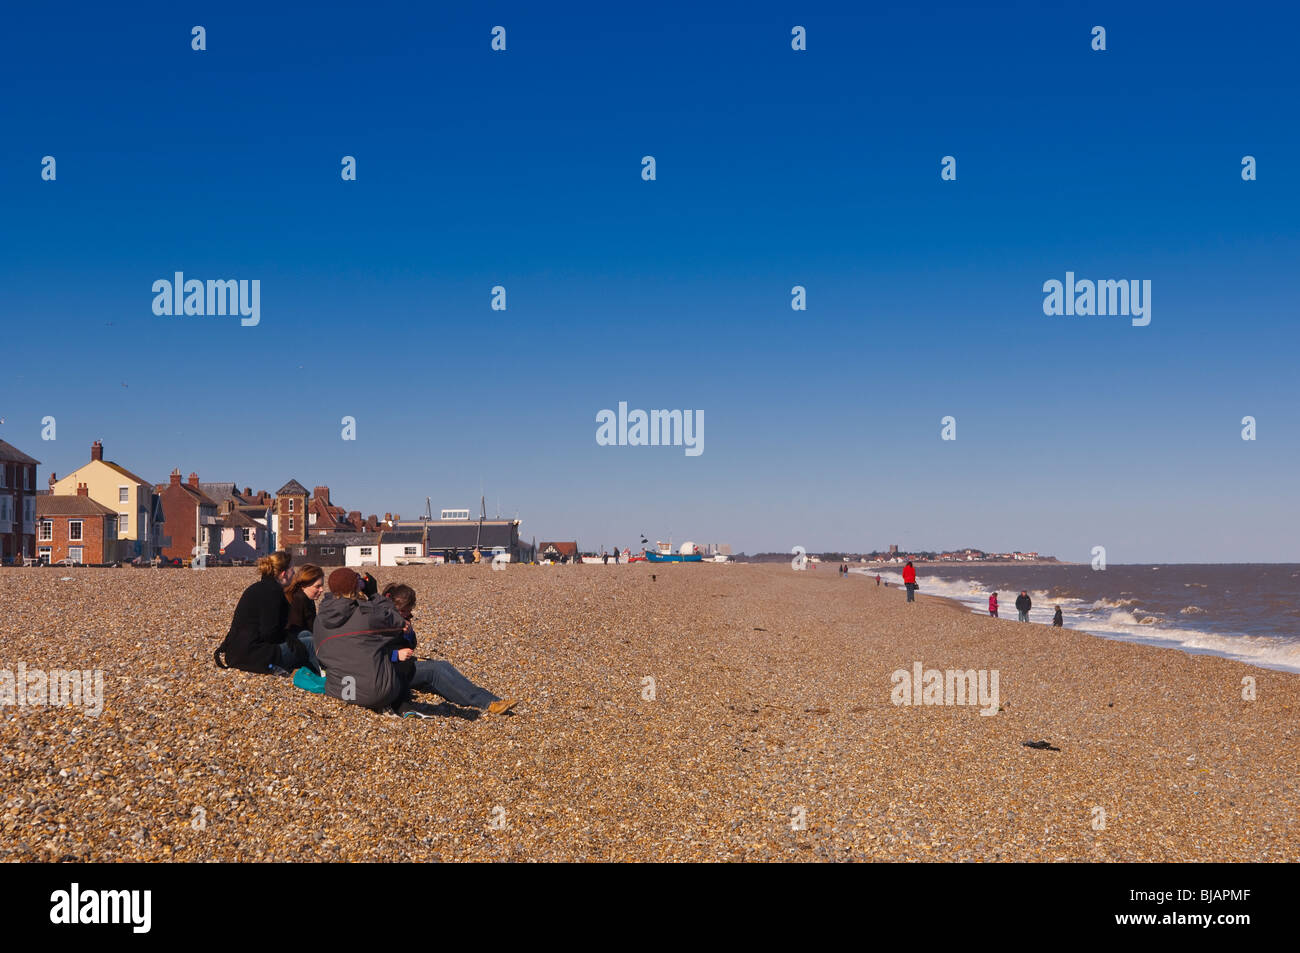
644,540,704,563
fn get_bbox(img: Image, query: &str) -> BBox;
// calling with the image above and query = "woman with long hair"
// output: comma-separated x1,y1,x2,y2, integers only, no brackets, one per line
214,551,308,674
285,564,325,675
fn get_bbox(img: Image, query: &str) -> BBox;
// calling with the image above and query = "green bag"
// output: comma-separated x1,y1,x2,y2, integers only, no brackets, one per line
292,668,326,694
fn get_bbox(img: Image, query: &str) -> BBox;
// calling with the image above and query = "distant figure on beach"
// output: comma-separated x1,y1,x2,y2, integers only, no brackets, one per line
1015,591,1032,622
1053,605,1063,627
214,551,310,674
988,592,998,617
380,582,516,717
603,551,609,564
902,561,917,602
875,575,881,587
285,564,325,675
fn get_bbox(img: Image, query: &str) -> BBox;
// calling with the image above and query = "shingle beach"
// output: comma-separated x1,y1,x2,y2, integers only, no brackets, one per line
2,563,1297,862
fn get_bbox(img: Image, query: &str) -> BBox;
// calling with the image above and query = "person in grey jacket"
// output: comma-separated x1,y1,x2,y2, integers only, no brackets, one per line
313,568,411,711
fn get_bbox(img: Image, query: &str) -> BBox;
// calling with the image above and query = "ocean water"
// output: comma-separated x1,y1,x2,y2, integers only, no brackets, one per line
853,563,1300,673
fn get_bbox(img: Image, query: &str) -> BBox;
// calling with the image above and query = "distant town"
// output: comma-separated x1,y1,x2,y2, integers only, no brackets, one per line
741,547,1058,564
2,438,1057,570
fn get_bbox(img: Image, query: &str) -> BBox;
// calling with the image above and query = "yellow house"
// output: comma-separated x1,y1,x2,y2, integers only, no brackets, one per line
50,440,164,560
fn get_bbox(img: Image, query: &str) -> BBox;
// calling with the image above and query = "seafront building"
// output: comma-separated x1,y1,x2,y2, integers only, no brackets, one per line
155,471,221,561
49,441,163,561
0,439,40,564
36,485,121,565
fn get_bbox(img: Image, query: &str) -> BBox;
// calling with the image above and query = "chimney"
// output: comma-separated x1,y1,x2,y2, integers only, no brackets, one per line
187,472,199,488
244,487,252,497
170,469,182,486
76,482,89,497
313,486,330,502
90,440,104,462
49,472,57,489
384,512,392,522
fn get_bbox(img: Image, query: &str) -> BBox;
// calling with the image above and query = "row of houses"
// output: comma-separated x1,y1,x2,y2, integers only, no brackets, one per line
0,438,539,567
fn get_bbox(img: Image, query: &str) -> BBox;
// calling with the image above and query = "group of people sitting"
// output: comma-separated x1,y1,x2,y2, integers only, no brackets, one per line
213,551,516,718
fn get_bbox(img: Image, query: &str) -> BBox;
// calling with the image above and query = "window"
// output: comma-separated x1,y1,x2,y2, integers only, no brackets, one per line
0,496,9,522
242,528,251,543
39,520,52,542
359,547,374,557
68,547,83,564
38,547,51,565
69,520,83,541
321,547,335,556
120,513,131,537
287,517,294,531
24,498,35,523
0,465,7,487
119,486,129,503
404,546,419,555
25,468,33,490
288,499,295,513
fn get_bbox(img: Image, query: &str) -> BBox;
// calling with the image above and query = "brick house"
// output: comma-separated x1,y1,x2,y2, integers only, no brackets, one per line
36,485,120,565
156,471,221,561
51,440,164,561
0,439,40,564
274,479,310,547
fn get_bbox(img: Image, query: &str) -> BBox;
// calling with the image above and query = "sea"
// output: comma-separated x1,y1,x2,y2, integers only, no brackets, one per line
853,563,1300,673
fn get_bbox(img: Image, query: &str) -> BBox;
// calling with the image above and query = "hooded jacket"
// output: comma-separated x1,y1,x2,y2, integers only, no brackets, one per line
313,593,410,710
1015,593,1032,614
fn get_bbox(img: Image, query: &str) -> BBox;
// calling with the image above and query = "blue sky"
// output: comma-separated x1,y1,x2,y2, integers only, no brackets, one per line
2,1,1298,561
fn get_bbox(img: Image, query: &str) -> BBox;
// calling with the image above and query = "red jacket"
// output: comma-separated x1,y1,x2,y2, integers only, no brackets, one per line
988,595,998,612
902,564,916,585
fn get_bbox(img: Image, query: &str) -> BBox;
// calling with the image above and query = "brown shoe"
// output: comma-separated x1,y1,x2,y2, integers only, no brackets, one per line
486,698,517,716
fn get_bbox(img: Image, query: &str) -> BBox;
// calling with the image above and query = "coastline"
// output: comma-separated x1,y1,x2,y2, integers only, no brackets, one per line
2,563,1296,861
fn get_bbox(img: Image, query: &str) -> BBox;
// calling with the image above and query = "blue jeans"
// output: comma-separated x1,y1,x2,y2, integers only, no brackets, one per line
278,631,322,674
906,584,916,602
1018,611,1029,622
410,659,498,709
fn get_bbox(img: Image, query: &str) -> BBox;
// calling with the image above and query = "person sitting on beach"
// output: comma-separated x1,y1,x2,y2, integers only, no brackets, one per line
988,592,998,617
902,561,917,602
215,551,311,675
1015,590,1032,622
1052,605,1063,627
285,564,325,675
313,568,413,712
380,583,516,716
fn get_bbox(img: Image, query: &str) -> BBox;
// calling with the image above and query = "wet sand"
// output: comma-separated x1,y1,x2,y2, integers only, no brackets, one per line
1,563,1296,861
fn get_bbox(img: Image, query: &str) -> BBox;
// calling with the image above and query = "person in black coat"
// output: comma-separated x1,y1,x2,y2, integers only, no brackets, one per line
1052,605,1063,627
214,551,306,673
1015,590,1032,622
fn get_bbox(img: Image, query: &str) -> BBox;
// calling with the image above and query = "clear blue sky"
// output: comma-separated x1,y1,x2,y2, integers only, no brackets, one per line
3,1,1297,561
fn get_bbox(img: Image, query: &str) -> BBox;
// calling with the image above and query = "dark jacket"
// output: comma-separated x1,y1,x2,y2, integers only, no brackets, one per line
287,590,316,634
216,575,299,673
1015,594,1032,613
313,594,410,710
1052,608,1063,626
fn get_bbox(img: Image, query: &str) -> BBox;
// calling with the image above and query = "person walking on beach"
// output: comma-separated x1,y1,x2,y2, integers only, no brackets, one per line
902,561,917,602
1052,605,1063,627
988,592,998,617
214,551,309,674
380,582,516,717
875,574,881,587
1015,590,1032,622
